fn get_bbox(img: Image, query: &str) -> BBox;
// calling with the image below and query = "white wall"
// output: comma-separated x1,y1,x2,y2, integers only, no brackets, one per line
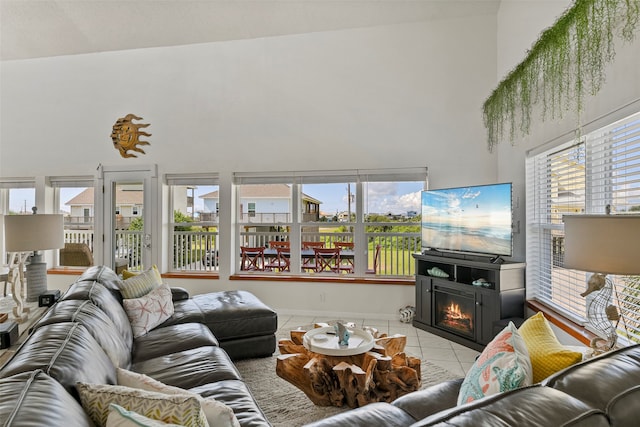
1,16,497,186
495,0,640,261
495,1,640,345
2,14,499,317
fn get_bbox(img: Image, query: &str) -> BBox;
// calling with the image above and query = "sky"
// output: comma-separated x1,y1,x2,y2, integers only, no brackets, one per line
8,181,424,216
421,183,512,225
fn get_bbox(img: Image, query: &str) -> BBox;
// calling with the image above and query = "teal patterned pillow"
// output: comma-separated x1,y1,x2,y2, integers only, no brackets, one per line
457,322,532,405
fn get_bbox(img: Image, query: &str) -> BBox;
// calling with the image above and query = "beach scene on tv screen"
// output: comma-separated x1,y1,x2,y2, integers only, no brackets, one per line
422,184,512,256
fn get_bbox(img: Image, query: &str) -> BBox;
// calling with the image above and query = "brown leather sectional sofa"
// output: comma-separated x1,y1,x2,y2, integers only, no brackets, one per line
0,265,277,427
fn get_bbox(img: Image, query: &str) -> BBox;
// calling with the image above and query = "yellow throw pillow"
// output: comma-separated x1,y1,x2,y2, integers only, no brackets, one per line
518,312,583,382
120,265,162,299
122,269,138,280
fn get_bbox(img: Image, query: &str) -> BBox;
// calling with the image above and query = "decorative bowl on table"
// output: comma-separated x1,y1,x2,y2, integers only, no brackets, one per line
302,326,375,356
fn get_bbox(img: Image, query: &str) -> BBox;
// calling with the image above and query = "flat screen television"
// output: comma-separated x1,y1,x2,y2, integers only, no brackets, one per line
421,182,513,258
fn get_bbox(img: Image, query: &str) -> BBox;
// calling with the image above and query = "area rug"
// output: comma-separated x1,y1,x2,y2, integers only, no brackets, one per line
234,356,460,427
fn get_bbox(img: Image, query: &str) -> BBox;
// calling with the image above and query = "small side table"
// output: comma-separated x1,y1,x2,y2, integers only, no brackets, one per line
0,305,47,368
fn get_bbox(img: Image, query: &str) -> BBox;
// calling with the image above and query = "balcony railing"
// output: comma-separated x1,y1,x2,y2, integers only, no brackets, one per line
62,228,420,276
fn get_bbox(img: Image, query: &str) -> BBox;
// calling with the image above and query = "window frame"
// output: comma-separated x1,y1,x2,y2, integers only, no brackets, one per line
527,111,640,344
166,173,220,273
233,168,427,276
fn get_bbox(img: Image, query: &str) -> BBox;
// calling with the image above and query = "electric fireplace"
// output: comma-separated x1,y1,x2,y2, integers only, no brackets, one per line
434,287,475,339
413,253,526,350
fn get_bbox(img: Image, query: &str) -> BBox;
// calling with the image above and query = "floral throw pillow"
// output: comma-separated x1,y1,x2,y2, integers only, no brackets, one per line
123,282,174,338
457,322,533,405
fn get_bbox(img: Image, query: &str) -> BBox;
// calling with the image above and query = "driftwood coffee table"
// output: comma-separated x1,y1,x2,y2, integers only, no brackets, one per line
276,322,421,408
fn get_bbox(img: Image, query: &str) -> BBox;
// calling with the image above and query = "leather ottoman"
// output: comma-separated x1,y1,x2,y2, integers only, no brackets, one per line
168,290,277,360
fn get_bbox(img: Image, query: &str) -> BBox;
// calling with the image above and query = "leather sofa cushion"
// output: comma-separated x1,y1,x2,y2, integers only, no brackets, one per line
0,322,116,398
0,370,93,427
303,402,416,427
78,265,124,293
170,286,190,301
165,291,276,340
131,346,242,390
190,380,276,427
543,344,640,421
215,334,276,361
392,378,463,421
62,279,133,349
607,385,640,426
164,298,205,324
159,290,277,360
190,292,277,341
410,385,609,427
34,299,131,369
132,323,219,364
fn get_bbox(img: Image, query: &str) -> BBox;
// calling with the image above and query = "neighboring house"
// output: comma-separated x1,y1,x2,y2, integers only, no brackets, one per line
199,184,322,223
65,187,144,230
337,211,351,222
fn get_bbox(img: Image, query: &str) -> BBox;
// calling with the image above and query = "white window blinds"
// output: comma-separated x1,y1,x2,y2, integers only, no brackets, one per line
527,111,640,342
233,168,427,185
165,173,219,186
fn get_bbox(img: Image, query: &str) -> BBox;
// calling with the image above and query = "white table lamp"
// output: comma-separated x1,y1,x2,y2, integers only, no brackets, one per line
563,214,640,353
4,210,64,321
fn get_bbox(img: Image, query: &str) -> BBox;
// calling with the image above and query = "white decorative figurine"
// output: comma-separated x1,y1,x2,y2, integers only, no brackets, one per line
334,322,351,346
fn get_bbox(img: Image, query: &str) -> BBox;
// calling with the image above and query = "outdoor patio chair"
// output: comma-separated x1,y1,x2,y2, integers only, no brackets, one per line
265,247,290,272
313,247,341,273
334,241,354,273
365,244,382,275
59,243,94,267
302,241,325,249
301,241,324,271
240,246,266,271
269,241,290,249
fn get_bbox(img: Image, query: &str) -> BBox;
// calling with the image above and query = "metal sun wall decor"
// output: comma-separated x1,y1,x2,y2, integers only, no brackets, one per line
111,113,151,158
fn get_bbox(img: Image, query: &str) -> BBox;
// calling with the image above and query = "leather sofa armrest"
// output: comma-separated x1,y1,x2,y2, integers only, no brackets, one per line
392,378,463,420
171,287,190,301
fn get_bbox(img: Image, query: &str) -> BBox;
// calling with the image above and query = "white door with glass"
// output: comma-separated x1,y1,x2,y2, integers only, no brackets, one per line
96,165,157,273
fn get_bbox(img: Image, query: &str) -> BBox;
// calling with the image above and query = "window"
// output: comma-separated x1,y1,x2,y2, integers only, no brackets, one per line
363,179,423,275
50,176,96,266
166,173,219,272
527,111,640,344
248,202,256,218
0,178,36,263
234,168,426,276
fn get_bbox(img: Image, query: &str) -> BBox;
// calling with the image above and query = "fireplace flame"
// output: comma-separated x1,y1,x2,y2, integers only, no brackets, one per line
446,302,466,319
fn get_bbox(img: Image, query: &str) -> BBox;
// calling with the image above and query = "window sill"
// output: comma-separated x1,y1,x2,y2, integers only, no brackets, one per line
526,300,596,346
229,274,413,285
48,267,88,275
162,272,219,280
48,267,220,281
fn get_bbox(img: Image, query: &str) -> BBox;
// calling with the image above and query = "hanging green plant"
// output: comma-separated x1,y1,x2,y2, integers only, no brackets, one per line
483,0,639,152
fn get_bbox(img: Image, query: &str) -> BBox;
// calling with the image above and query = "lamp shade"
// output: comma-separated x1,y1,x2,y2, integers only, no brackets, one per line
563,215,640,276
4,214,64,252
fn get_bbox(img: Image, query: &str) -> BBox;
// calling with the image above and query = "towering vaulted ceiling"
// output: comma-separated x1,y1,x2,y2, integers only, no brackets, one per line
1,0,500,61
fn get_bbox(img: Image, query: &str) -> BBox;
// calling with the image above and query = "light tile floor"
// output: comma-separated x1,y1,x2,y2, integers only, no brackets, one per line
276,314,480,378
